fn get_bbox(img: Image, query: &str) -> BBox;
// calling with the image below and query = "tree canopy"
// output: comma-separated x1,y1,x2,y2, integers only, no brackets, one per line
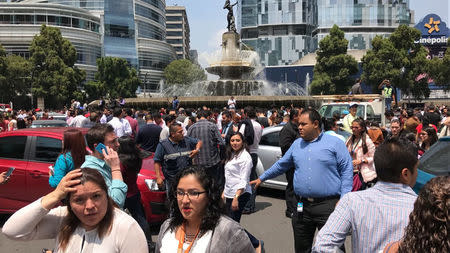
427,40,450,91
29,25,85,108
361,25,430,99
310,25,359,95
164,59,207,86
84,57,140,99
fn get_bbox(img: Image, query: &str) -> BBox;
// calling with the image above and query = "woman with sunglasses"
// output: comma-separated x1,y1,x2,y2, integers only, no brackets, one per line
346,118,376,191
156,166,254,253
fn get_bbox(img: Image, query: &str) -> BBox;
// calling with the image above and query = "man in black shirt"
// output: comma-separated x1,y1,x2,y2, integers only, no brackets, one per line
279,109,301,218
256,108,270,128
424,105,441,128
136,114,162,152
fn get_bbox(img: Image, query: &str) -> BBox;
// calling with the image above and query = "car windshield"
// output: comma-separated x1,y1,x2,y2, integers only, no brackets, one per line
319,104,365,119
419,139,450,176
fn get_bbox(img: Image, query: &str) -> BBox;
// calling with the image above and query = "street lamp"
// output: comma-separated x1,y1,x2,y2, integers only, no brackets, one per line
143,72,150,98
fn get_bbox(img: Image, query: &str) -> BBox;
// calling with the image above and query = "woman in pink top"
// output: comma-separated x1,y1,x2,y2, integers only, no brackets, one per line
346,118,376,190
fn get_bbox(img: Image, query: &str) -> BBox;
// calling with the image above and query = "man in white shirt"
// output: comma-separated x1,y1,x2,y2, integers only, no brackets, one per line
228,96,236,110
69,109,87,128
108,108,132,137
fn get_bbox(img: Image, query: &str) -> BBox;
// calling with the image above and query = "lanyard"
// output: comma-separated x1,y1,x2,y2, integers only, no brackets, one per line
177,224,200,253
351,138,361,153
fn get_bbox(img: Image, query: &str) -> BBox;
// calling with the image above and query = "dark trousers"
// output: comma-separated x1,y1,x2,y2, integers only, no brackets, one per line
243,153,258,212
205,163,222,188
225,192,260,248
285,167,297,216
124,193,152,242
291,197,339,253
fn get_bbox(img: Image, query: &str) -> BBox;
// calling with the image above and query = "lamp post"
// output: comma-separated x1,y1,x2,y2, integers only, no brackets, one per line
143,72,150,98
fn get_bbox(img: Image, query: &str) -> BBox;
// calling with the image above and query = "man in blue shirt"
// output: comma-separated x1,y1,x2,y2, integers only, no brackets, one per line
81,124,128,208
251,109,353,253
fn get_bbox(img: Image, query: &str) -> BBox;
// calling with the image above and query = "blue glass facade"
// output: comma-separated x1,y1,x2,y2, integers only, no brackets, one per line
317,0,412,49
237,0,318,66
103,0,138,66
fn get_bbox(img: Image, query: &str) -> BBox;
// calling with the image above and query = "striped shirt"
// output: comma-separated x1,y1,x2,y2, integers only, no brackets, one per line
187,119,224,167
312,181,417,253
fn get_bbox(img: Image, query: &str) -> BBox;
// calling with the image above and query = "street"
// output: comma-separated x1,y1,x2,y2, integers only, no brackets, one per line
0,188,350,253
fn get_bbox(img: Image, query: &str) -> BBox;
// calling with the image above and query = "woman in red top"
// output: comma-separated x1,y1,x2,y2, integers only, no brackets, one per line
118,136,153,248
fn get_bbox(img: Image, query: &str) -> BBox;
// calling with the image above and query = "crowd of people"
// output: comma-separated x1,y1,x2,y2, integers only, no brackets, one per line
1,99,449,253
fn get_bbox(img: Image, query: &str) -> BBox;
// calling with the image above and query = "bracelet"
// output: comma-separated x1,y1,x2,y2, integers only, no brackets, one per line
234,194,240,199
111,169,121,173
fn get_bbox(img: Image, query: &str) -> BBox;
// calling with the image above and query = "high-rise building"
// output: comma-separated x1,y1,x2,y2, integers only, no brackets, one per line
166,5,190,59
316,0,414,50
0,0,176,92
237,0,318,66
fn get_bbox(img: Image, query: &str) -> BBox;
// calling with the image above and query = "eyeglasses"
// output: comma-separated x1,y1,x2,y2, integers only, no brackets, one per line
175,190,206,200
419,133,428,136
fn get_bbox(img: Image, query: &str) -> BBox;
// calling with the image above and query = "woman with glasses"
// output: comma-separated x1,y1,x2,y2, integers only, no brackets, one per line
418,126,438,153
346,118,376,191
156,166,255,253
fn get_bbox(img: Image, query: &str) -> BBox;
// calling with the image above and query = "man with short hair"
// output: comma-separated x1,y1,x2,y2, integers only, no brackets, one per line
154,123,202,192
81,124,127,208
81,112,99,128
136,114,162,152
378,79,395,110
159,114,177,140
312,138,418,253
424,105,441,128
124,108,138,138
351,78,363,94
251,109,353,253
342,103,358,133
187,110,224,184
385,119,405,141
69,109,86,127
279,109,301,218
108,108,132,137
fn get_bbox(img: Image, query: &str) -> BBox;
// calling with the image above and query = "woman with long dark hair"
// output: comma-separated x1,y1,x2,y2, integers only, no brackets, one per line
418,126,438,152
345,118,376,190
49,129,87,188
3,168,148,252
383,176,450,253
117,136,153,248
156,166,255,253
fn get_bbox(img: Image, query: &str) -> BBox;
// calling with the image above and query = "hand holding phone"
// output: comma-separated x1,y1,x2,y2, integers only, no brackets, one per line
95,143,108,155
5,167,14,177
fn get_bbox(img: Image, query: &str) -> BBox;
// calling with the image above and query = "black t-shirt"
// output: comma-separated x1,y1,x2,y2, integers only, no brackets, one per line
257,117,269,128
424,112,441,127
136,124,162,152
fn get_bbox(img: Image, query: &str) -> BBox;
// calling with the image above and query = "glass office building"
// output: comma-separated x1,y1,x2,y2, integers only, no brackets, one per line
316,0,413,50
237,0,318,66
2,0,176,91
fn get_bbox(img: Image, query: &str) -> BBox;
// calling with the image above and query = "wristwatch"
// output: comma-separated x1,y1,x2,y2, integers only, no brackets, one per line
234,193,240,199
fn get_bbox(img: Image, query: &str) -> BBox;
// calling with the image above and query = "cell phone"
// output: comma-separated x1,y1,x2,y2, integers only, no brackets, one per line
48,165,54,175
5,167,14,177
95,143,108,155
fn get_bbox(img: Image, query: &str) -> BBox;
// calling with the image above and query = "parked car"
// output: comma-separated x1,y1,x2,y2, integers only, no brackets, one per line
35,112,67,121
256,126,287,190
30,120,68,128
413,136,450,193
0,127,167,223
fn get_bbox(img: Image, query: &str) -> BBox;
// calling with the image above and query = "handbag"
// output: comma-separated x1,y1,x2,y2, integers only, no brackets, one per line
352,172,363,192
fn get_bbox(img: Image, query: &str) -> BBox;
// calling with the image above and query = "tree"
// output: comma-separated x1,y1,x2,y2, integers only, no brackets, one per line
164,59,207,86
361,25,430,99
0,45,7,102
29,25,85,108
84,57,140,99
427,40,450,91
310,25,358,95
4,55,32,105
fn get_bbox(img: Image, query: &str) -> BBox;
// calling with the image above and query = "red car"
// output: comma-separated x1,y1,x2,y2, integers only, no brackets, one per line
0,127,167,223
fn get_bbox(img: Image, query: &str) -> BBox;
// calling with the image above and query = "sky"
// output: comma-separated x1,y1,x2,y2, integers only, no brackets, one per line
166,0,450,69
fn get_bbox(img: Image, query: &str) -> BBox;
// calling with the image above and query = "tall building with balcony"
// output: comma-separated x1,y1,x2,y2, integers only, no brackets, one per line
237,0,318,66
165,5,190,59
0,0,176,92
317,0,414,50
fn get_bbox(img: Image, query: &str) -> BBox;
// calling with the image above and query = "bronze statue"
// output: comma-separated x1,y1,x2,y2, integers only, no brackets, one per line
224,0,237,33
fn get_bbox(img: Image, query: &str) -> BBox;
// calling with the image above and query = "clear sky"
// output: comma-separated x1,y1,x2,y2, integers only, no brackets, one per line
166,0,450,68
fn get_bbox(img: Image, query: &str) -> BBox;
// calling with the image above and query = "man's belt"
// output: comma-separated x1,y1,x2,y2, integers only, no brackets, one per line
298,195,340,203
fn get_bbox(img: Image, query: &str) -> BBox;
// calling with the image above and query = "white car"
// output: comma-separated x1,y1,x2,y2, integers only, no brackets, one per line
256,125,287,190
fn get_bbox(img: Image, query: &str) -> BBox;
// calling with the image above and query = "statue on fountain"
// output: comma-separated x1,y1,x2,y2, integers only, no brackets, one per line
224,0,237,33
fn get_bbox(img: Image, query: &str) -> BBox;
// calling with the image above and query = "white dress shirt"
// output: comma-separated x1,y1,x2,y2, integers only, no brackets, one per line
108,117,132,137
69,115,86,128
223,149,253,198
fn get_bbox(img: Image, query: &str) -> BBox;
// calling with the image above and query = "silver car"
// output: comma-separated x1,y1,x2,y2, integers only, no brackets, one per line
256,125,287,190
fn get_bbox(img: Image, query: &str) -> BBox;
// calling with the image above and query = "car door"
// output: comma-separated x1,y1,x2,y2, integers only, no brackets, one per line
0,135,30,212
258,128,287,184
26,135,62,202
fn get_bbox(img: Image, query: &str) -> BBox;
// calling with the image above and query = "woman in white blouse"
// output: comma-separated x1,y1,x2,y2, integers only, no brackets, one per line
222,132,252,222
2,168,148,253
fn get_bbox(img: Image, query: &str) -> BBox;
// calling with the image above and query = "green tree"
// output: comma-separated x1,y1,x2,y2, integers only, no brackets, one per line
361,25,429,99
164,59,207,86
0,45,7,102
5,55,32,103
84,57,140,99
310,25,358,95
427,41,450,91
29,25,85,108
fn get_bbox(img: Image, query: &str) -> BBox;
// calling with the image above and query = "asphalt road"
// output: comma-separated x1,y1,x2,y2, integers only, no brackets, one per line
0,188,350,253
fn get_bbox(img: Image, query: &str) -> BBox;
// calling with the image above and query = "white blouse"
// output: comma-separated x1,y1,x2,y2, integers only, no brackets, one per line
2,198,148,253
223,149,253,198
160,230,212,253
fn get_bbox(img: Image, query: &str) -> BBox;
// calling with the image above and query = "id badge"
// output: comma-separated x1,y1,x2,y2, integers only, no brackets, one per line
297,202,303,213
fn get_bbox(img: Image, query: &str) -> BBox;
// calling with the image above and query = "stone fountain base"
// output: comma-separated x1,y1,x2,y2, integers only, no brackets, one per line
204,80,264,96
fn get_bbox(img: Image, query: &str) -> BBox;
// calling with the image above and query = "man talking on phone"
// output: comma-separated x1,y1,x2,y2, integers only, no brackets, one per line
81,124,127,208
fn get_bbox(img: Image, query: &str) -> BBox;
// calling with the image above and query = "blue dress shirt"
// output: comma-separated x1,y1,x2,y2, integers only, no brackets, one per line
260,132,353,198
